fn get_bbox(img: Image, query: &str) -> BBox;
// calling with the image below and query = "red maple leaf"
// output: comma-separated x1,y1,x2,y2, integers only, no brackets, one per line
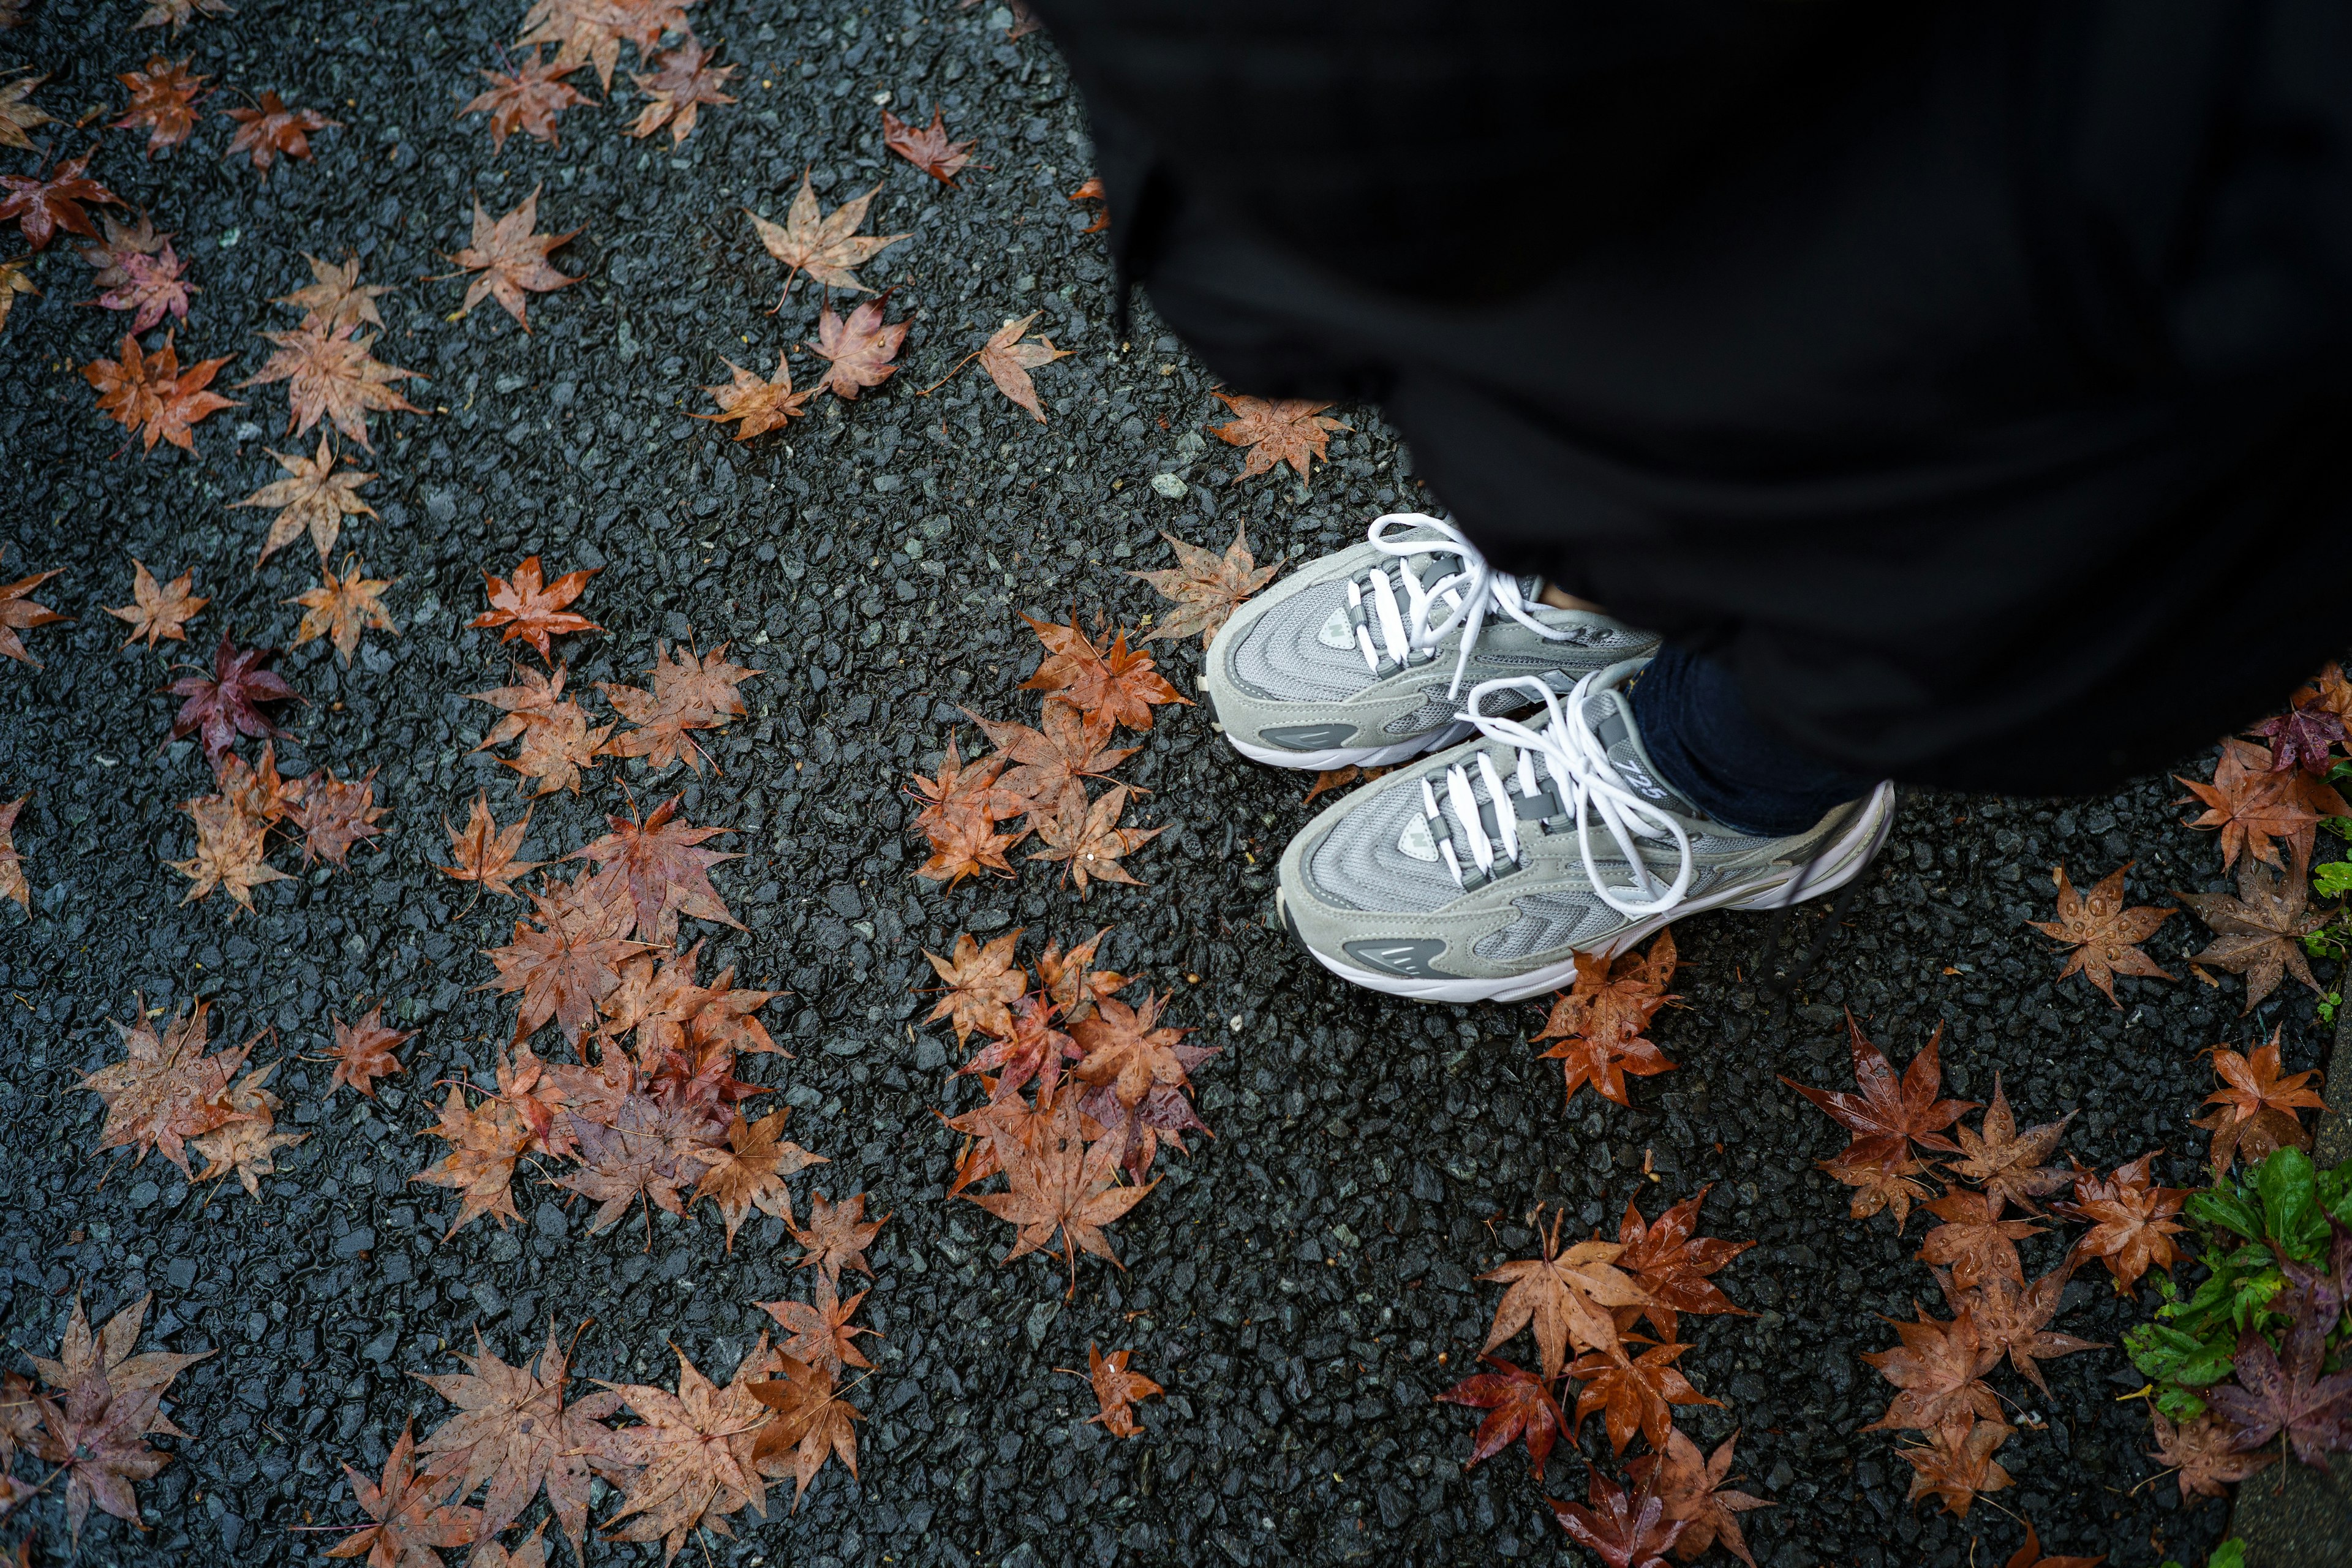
168,633,300,772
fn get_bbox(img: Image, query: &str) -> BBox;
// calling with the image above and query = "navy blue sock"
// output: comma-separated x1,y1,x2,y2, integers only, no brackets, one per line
1628,646,1874,835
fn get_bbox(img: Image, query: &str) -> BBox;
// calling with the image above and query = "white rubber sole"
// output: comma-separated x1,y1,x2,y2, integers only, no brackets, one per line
1286,780,1899,1005
1226,720,1476,773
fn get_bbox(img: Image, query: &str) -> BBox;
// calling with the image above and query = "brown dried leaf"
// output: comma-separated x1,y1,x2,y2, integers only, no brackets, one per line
1945,1074,2073,1215
881,105,976,185
696,353,814,439
82,328,238,453
1082,1343,1161,1439
628,34,734,145
745,172,907,303
104,558,206,649
598,640,761,772
805,295,908,401
2177,851,2332,1012
1208,390,1349,483
223,89,336,170
273,251,390,333
788,1191,889,1286
470,555,601,663
461,48,590,153
235,432,379,566
438,791,543,899
287,557,397,665
238,318,424,451
2026,863,2174,1006
448,186,580,328
326,1000,414,1099
1130,524,1283,647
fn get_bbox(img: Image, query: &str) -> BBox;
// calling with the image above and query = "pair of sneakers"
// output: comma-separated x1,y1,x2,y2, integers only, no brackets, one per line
1202,514,1896,1004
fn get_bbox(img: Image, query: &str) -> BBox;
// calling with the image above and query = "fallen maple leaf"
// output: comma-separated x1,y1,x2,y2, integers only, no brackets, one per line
410,1323,621,1559
2252,703,2350,775
104,559,205,649
1436,1355,1564,1477
236,434,379,569
881,105,977,185
1533,930,1679,1109
190,1058,306,1195
1613,1185,1752,1342
805,295,908,401
0,549,66,666
412,1083,533,1237
1082,1343,1161,1439
0,69,51,152
1070,989,1214,1109
286,767,386,867
439,791,543,900
598,640,761,772
2176,737,2348,872
510,701,611,797
75,209,165,286
288,557,397,665
169,791,288,911
135,0,232,30
2147,1407,2274,1500
584,1346,774,1565
1785,1017,1975,1228
1131,524,1283,647
92,239,192,332
760,1278,875,1374
447,187,580,328
692,1109,823,1250
274,251,391,333
483,871,652,1045
168,632,297,770
83,329,238,454
223,89,336,170
461,48,591,153
1037,928,1131,1022
1567,1340,1722,1455
951,311,1071,422
923,929,1027,1046
2054,1151,2187,1294
1946,1074,2073,1213
976,702,1137,820
2193,1030,2326,1177
1624,1428,1774,1568
327,1420,482,1566
1210,390,1350,483
746,172,908,304
916,806,1016,887
1896,1418,2014,1518
697,353,814,439
1860,1301,2005,1434
2209,1314,2352,1470
630,33,734,144
1021,616,1191,729
26,1294,210,1545
1915,1189,2042,1290
81,996,247,1177
1479,1206,1651,1379
238,318,425,451
515,0,633,92
964,1094,1155,1295
326,1000,413,1098
789,1191,889,1286
1547,1467,1687,1568
1,151,124,249
570,794,742,943
111,56,209,153
0,255,37,334
1067,175,1107,232
0,794,25,911
1935,1263,2103,1397
470,555,601,663
1030,783,1166,895
745,1348,862,1509
1999,1524,2108,1568
2027,863,2175,1006
2177,851,2332,1011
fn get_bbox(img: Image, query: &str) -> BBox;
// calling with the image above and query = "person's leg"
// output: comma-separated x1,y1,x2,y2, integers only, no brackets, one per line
1628,643,1875,836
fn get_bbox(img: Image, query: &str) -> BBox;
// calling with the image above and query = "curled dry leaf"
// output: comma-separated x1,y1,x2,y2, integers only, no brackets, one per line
1896,1418,2014,1518
448,186,580,328
629,34,734,145
223,89,335,170
2026,862,2174,1006
697,353,813,439
83,329,238,454
1082,1343,1162,1438
470,554,601,663
287,557,398,665
461,47,590,153
113,56,209,153
1130,524,1283,647
881,105,977,185
104,559,206,649
1209,390,1349,483
745,172,907,303
238,317,424,451
2054,1151,2188,1294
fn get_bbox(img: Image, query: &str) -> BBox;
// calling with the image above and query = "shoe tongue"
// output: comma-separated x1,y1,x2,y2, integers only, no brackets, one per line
1578,688,1696,814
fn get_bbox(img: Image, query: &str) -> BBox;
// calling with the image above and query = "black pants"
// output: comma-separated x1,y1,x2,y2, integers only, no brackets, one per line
1632,646,1876,836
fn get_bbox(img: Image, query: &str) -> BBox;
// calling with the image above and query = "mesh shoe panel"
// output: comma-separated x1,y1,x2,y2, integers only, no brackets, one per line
1224,579,1371,704
1302,781,1464,915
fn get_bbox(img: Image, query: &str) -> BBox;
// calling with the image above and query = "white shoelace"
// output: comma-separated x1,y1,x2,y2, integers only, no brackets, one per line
1346,514,1582,698
1419,673,1695,916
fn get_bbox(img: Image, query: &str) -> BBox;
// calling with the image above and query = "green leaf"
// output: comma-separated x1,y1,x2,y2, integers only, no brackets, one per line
2155,1385,2211,1423
2189,1187,2264,1243
2319,1165,2352,1229
2315,861,2352,899
2256,1147,2324,1257
2125,1322,2235,1387
2209,1542,2247,1568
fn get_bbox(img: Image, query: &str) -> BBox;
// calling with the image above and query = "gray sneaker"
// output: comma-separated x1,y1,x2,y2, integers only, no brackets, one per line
1204,513,1659,770
1275,659,1897,1003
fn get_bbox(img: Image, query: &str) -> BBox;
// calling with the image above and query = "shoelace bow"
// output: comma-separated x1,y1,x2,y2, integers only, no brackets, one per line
1346,513,1582,699
1419,673,1697,917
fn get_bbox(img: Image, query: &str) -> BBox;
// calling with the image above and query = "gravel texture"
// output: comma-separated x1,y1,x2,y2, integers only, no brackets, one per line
0,2,2323,1565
